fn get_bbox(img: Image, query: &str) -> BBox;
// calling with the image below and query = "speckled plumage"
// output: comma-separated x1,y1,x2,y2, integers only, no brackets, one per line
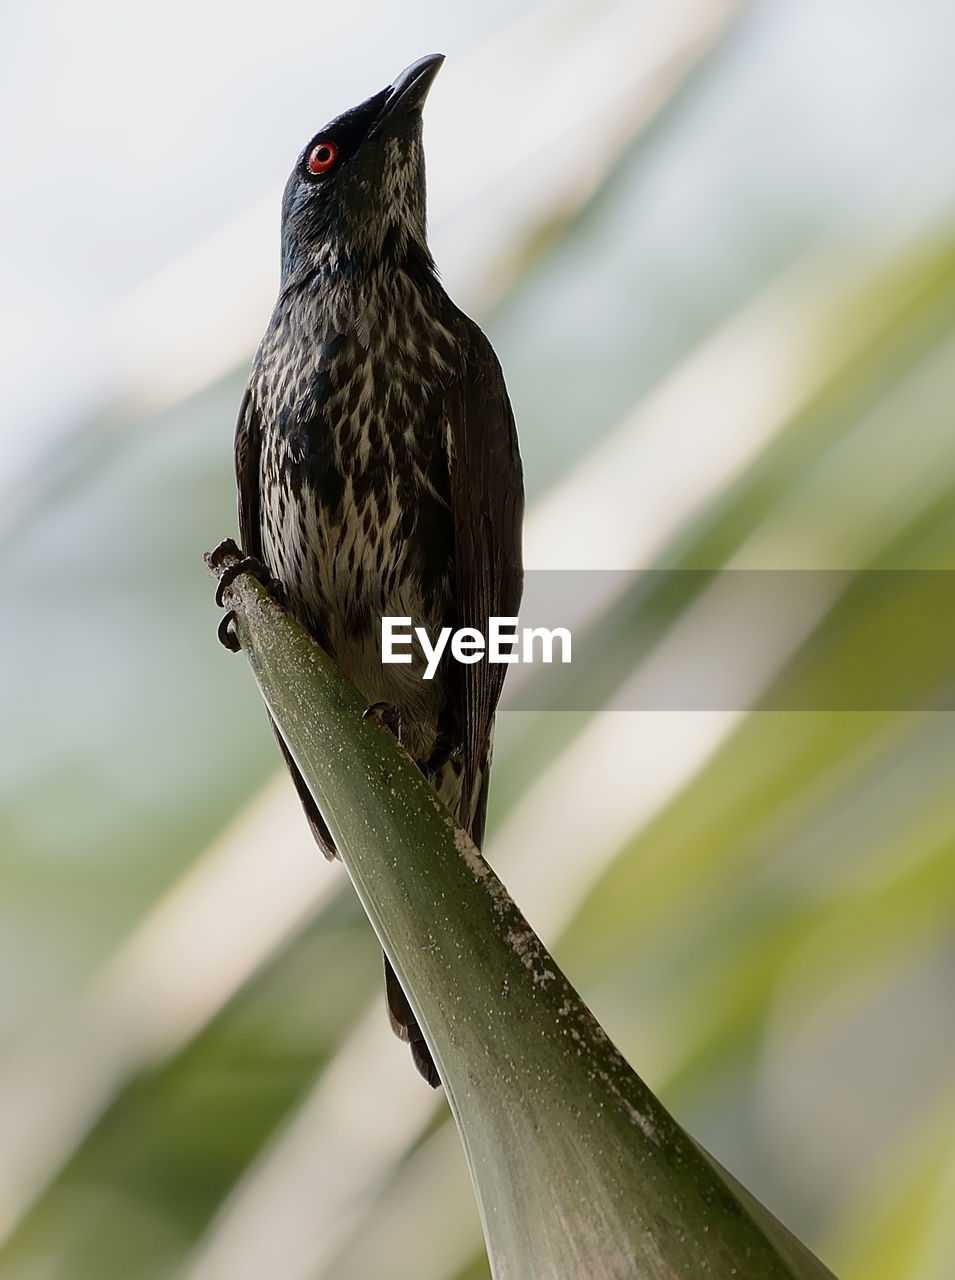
251,264,461,768
232,56,523,1086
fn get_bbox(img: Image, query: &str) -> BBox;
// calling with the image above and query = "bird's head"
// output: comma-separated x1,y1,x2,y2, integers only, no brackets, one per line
280,54,444,283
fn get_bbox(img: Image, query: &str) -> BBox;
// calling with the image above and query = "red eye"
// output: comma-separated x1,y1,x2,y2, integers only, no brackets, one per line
307,141,338,174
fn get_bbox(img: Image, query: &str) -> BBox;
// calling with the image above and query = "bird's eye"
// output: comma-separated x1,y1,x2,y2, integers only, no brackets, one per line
307,141,339,175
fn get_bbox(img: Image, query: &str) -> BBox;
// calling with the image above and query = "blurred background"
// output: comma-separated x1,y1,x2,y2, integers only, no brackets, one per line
2,0,955,1276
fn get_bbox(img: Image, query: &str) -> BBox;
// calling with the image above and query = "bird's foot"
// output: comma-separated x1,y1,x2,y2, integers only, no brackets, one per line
213,555,285,608
362,702,402,740
423,735,458,780
206,538,285,653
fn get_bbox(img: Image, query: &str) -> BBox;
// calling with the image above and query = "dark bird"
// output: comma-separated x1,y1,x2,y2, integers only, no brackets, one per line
229,54,523,1086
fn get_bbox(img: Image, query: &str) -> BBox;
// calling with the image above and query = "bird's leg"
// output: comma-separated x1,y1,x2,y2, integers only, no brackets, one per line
423,734,458,780
207,537,286,652
362,701,403,741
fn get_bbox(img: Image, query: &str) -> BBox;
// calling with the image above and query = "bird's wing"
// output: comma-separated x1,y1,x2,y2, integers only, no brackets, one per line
234,384,263,560
234,381,342,858
445,315,524,817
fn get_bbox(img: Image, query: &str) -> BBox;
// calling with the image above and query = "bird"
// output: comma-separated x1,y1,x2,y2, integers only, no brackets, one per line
226,54,524,1087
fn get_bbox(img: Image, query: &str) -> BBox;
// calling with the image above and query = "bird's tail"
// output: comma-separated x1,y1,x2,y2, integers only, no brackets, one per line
384,956,440,1087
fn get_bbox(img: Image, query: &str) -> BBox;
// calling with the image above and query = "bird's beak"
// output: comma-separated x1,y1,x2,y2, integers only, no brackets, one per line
380,53,445,121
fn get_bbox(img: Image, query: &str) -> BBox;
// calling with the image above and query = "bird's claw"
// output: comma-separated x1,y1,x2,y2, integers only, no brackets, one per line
214,554,285,608
362,702,402,739
217,610,241,652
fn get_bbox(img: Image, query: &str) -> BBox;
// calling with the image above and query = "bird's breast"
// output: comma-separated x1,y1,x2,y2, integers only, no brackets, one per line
256,322,457,741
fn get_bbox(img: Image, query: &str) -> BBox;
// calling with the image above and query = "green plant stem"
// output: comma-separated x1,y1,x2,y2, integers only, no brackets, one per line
208,546,837,1280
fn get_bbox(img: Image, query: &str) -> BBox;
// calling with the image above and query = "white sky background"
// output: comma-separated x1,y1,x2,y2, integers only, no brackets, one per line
0,0,541,484
3,0,955,509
